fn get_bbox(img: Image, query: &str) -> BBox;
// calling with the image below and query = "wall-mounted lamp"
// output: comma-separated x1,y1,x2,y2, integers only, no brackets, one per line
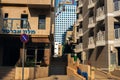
110,45,115,53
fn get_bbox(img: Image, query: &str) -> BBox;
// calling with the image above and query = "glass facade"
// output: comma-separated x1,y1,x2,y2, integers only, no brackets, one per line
54,4,76,44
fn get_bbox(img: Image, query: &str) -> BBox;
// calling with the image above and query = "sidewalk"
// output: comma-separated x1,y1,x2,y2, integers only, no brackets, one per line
95,69,120,80
34,75,69,80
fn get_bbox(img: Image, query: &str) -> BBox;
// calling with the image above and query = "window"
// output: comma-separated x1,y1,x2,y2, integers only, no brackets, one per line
4,13,8,18
21,14,28,28
38,15,46,29
4,13,11,29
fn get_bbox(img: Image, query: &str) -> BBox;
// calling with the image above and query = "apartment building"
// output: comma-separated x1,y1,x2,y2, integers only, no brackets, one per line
72,0,120,71
0,0,54,67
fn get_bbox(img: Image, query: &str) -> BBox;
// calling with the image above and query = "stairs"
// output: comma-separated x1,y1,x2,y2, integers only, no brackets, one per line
35,75,69,80
49,56,67,75
0,67,15,80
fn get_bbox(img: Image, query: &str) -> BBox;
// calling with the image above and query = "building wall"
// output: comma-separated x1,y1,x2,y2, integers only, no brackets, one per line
74,0,120,71
54,4,76,44
1,6,51,36
54,4,76,56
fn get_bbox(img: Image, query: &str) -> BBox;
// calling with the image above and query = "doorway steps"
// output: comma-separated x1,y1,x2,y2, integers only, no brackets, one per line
35,75,69,80
0,67,15,80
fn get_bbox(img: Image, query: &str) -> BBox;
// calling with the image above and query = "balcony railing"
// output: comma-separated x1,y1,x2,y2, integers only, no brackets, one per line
88,0,95,9
1,0,51,6
78,0,83,8
114,1,120,11
76,31,79,39
1,18,36,35
76,8,80,13
88,17,95,28
96,31,105,46
96,6,105,21
114,28,120,47
74,43,83,53
113,1,120,17
88,37,95,49
78,14,83,22
75,20,79,27
78,29,83,36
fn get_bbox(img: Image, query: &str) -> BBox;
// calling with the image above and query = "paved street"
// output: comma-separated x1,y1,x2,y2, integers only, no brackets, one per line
95,70,120,80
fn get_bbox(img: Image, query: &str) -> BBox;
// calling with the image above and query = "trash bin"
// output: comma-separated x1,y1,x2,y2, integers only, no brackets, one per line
74,54,77,61
77,68,81,75
81,72,88,80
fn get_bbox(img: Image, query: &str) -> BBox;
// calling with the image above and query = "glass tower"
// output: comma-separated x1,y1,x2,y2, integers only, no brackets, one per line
54,1,76,57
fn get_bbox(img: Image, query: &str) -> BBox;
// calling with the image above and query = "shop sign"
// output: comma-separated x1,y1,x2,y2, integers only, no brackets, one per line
2,28,36,34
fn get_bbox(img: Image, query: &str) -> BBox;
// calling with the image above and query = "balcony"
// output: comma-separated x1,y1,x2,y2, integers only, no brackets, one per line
1,0,51,7
1,18,36,35
114,39,120,47
113,1,120,17
75,20,79,27
78,14,83,22
114,28,120,47
88,37,95,49
96,31,106,46
76,8,80,13
74,43,83,53
78,29,83,37
76,31,79,39
96,6,105,21
78,0,83,8
88,0,95,9
88,17,95,28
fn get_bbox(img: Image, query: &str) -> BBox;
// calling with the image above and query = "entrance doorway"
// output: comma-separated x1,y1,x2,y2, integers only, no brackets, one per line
118,48,120,66
25,48,45,66
2,37,21,66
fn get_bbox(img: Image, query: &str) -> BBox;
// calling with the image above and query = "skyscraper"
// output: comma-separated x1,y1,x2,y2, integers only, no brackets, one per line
54,0,76,57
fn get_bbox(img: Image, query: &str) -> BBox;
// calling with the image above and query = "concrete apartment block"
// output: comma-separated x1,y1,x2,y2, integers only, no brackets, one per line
71,0,120,72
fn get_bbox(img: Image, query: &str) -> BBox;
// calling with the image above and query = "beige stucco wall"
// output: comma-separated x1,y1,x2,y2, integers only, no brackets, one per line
15,67,48,80
1,6,51,36
67,54,95,80
67,67,86,80
44,49,51,65
1,0,51,5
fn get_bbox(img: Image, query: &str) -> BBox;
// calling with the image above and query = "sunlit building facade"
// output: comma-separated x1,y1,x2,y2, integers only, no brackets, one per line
0,0,54,79
72,0,120,72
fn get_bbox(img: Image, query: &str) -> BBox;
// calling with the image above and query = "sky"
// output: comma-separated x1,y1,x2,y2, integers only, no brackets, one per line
55,0,60,7
55,0,74,7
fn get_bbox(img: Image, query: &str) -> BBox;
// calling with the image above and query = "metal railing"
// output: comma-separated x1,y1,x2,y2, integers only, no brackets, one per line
3,18,29,30
75,43,83,52
89,17,94,24
96,6,105,17
88,37,95,49
88,37,94,45
88,0,95,8
114,1,120,11
78,14,83,22
1,18,36,35
96,31,105,46
78,0,83,8
78,29,83,36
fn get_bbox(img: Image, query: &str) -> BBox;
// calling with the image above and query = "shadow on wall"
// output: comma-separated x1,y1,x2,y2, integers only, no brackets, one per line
95,46,104,61
28,8,50,17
